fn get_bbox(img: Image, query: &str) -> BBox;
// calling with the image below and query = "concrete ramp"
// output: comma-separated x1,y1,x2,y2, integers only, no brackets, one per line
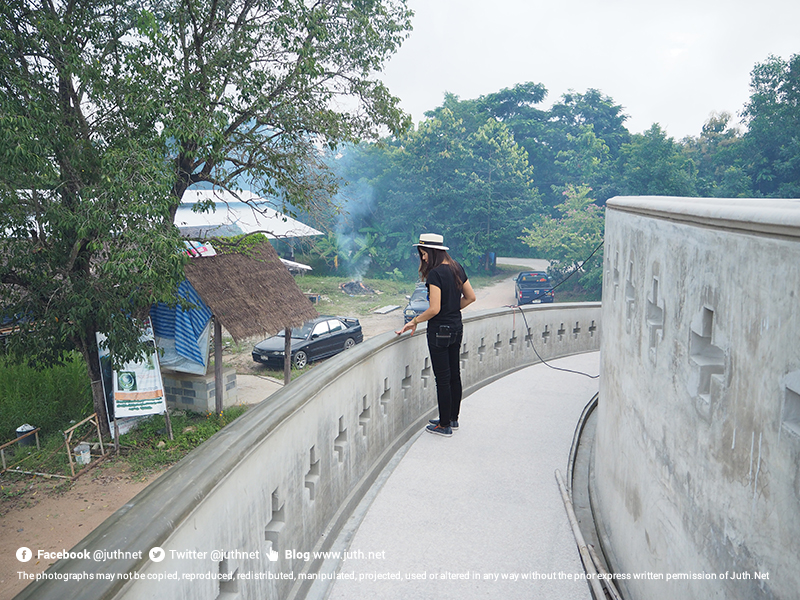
327,352,599,600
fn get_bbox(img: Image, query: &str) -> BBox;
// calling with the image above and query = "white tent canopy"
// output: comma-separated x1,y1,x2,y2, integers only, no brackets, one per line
176,189,323,239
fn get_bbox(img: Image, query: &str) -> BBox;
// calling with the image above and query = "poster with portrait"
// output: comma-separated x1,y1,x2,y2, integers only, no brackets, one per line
97,320,167,421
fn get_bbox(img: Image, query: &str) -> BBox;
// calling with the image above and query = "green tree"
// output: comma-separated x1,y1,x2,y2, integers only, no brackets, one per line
741,53,800,197
0,0,186,431
617,124,697,196
0,0,413,431
681,112,751,197
553,125,611,193
549,89,630,157
519,185,604,295
460,118,540,265
362,102,541,271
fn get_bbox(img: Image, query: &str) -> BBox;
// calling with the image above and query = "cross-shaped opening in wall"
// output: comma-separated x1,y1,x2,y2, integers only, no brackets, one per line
359,396,371,435
380,378,391,414
647,277,664,355
401,365,412,399
265,488,285,548
625,259,636,332
305,446,320,501
334,416,348,463
689,307,725,411
459,343,469,368
421,358,432,388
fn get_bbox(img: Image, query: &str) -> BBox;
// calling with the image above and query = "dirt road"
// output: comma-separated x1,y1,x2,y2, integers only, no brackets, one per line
0,462,154,600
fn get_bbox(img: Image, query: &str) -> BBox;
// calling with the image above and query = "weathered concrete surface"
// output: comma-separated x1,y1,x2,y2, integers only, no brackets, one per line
15,304,600,600
327,353,598,600
594,196,800,600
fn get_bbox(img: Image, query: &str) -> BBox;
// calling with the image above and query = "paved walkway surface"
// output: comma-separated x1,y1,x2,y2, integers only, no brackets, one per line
326,352,600,600
237,373,283,405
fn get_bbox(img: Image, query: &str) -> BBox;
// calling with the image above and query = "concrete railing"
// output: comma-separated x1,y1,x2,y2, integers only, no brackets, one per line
18,303,600,600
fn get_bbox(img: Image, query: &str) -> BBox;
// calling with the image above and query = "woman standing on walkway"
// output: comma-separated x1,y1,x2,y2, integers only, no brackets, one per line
396,233,476,436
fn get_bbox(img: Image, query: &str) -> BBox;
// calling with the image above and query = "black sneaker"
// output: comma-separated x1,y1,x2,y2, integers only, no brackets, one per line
425,424,453,437
429,419,459,430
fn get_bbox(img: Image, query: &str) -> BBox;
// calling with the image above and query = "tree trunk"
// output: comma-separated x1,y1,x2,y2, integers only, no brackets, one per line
79,333,111,438
284,327,291,385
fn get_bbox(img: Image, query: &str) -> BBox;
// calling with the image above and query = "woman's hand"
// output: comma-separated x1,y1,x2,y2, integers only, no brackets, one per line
395,319,417,336
395,285,439,335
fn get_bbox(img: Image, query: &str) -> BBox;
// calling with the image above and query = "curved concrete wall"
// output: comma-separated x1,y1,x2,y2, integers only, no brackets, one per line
18,303,600,600
594,196,800,600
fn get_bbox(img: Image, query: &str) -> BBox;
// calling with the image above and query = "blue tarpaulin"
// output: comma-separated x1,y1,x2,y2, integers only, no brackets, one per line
150,280,213,370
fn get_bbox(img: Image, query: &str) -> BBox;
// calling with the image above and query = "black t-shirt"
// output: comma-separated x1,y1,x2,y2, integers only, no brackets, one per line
426,262,468,329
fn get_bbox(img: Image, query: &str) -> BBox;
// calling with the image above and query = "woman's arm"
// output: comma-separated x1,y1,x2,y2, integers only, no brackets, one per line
460,280,476,310
396,285,441,335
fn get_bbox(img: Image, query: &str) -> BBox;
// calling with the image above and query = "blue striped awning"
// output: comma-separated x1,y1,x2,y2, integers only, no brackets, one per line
150,281,213,365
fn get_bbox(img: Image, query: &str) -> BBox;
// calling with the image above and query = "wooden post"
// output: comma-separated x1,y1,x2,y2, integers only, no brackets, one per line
64,431,75,477
164,409,174,440
214,316,223,415
283,326,291,385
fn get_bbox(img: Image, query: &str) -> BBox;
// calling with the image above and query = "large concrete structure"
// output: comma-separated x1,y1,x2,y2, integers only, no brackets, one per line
19,196,799,600
594,197,800,599
17,303,601,600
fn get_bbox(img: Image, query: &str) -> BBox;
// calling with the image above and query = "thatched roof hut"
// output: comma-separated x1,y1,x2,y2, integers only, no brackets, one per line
184,241,317,341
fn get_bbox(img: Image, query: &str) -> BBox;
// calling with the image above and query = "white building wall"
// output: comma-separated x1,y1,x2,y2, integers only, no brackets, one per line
594,196,800,600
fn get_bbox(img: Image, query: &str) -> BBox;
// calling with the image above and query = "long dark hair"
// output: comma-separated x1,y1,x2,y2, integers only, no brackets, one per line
418,247,463,291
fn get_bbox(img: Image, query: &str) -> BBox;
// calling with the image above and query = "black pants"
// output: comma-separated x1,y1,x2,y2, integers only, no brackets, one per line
427,326,463,428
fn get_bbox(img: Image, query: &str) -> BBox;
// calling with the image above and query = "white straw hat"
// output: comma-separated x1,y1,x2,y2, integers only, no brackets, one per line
412,233,449,251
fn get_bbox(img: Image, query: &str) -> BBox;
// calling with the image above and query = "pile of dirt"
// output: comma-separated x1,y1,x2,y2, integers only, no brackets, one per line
339,280,376,295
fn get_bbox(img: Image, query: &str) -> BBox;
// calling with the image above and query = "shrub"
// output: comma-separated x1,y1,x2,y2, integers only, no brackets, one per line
0,353,91,441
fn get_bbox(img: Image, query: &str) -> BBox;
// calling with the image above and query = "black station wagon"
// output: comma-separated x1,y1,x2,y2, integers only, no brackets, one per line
252,316,363,369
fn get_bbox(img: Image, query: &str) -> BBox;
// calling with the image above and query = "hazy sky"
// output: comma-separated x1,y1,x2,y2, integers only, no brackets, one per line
379,0,800,139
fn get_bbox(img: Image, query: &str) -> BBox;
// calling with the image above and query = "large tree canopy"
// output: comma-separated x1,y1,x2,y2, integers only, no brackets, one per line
131,0,413,216
0,0,413,431
741,53,800,198
333,99,541,274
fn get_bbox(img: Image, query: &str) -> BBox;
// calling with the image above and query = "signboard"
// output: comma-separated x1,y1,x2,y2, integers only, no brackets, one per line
97,321,167,420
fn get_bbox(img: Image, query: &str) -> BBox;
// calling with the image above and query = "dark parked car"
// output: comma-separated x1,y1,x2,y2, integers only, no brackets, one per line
252,316,363,369
403,282,429,323
515,271,555,305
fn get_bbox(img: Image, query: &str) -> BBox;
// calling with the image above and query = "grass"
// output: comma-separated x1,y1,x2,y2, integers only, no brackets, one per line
246,363,318,381
0,406,250,511
119,406,249,475
292,275,417,316
551,277,602,303
2,433,76,478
